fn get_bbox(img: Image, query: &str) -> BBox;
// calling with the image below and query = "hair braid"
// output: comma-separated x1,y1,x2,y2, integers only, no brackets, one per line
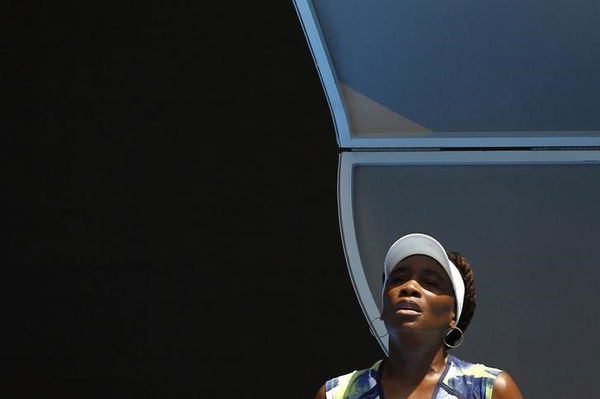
446,250,477,333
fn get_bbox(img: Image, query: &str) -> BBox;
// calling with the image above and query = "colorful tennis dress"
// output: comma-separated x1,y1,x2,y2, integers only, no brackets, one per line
324,355,502,399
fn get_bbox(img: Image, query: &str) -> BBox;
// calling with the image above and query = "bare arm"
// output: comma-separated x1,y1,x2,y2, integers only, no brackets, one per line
313,384,326,399
492,372,524,399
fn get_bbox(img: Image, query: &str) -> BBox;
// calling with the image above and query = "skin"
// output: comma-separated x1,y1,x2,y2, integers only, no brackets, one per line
314,255,524,399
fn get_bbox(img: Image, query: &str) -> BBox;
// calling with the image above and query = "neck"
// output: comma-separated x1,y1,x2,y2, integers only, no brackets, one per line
385,338,448,380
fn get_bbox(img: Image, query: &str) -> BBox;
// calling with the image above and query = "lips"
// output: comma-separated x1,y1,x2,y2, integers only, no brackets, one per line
395,300,422,312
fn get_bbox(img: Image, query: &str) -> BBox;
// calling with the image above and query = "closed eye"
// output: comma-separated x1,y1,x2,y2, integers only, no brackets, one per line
389,277,406,283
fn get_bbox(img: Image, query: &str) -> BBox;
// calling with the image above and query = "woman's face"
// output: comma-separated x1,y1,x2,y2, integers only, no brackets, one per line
383,254,456,334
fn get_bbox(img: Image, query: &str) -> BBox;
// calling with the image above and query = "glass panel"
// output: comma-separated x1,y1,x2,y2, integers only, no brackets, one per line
338,150,600,397
296,0,600,147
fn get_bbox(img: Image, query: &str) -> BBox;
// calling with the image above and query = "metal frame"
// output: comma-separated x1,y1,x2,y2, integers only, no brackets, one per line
293,0,351,147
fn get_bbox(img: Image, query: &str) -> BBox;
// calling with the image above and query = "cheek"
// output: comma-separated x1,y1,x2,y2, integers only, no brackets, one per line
382,288,396,311
428,297,455,318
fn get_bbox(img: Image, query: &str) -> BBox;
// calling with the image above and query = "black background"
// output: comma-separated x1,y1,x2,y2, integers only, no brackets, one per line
7,2,382,397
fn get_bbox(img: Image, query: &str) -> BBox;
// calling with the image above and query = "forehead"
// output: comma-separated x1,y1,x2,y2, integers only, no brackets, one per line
390,254,447,277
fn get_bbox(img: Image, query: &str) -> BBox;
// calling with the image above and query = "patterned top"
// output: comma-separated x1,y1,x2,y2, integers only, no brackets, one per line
324,355,502,399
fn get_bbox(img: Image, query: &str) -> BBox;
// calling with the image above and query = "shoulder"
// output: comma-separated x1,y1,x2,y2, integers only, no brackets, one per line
446,356,503,380
314,384,326,399
316,360,383,399
444,356,524,399
442,356,504,398
491,371,524,399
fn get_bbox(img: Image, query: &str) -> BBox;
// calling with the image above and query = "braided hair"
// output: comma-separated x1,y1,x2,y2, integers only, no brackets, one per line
446,250,476,333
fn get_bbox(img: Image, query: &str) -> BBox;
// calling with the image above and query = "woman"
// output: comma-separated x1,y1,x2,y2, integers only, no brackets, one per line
314,233,524,399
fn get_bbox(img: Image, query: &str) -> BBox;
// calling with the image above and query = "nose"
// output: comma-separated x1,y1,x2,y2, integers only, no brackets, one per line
398,279,422,298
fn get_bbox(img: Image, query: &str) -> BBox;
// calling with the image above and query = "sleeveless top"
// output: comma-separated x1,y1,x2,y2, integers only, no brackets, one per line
324,355,502,399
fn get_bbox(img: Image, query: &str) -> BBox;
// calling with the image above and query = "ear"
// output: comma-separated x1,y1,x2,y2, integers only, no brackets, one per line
449,305,457,327
449,316,457,329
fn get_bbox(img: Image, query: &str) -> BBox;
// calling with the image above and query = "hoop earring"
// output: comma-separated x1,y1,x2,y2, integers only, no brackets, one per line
443,326,464,348
369,315,388,339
